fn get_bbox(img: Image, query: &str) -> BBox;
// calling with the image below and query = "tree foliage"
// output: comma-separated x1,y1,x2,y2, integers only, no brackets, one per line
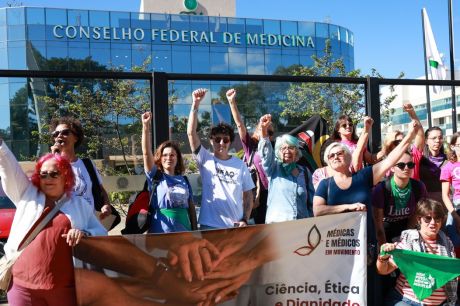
280,40,400,131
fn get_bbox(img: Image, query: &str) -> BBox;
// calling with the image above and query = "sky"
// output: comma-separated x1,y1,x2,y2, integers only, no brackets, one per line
1,0,459,79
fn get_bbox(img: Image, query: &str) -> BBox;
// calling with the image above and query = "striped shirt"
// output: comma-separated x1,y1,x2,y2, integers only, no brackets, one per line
395,237,447,305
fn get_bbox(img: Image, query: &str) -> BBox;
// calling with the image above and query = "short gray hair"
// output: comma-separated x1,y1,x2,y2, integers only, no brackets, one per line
323,142,352,166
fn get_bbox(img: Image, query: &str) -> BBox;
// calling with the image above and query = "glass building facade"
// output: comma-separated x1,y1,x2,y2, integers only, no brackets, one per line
0,6,354,161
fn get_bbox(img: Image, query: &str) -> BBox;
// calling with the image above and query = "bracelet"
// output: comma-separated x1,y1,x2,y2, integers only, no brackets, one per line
377,256,390,263
152,258,169,285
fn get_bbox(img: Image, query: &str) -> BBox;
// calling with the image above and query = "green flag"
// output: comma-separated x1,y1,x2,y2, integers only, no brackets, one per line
382,249,460,301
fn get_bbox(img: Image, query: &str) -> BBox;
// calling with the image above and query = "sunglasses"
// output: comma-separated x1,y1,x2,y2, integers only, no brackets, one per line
421,215,442,224
328,150,345,160
340,123,353,129
51,129,72,138
395,161,415,170
213,136,230,144
39,170,61,179
280,145,296,152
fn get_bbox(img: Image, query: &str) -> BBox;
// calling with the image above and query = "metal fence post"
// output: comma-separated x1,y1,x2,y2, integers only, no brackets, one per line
366,77,382,153
152,72,169,149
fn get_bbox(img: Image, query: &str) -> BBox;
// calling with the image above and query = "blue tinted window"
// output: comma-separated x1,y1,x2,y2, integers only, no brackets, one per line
228,48,246,74
210,51,228,74
191,47,210,73
0,43,7,69
265,49,282,75
0,9,6,26
69,46,90,62
281,54,299,68
46,24,66,41
111,12,130,28
68,10,89,27
27,40,47,69
151,13,170,29
45,8,66,25
7,7,25,25
299,51,315,67
246,19,263,34
281,21,297,35
209,16,226,32
298,21,315,36
0,26,6,41
8,41,26,69
131,13,150,29
89,11,109,27
46,41,67,62
247,49,264,74
190,15,208,31
263,20,280,35
7,25,25,41
27,25,45,40
316,23,328,38
132,43,151,69
90,43,111,68
171,15,189,31
26,8,45,25
227,18,244,32
152,47,171,72
170,81,192,105
111,43,131,70
172,46,191,73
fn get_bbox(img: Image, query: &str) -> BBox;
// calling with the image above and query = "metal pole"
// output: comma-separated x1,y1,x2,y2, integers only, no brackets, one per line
422,9,433,128
449,0,457,133
366,77,382,152
152,72,170,149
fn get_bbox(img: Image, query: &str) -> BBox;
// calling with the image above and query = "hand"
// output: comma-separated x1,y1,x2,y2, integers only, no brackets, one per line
226,88,236,104
363,116,373,130
380,242,396,254
62,228,86,247
99,204,112,220
403,103,415,115
51,141,63,154
141,111,152,126
258,114,272,136
348,203,366,212
234,221,247,228
167,236,220,282
192,88,207,107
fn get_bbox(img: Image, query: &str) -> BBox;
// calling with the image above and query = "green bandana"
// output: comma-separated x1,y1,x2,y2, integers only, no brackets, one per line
281,162,297,176
391,177,412,210
382,249,460,301
159,208,191,230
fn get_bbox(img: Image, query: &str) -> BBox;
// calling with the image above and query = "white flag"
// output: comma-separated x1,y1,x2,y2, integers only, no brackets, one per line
423,8,447,94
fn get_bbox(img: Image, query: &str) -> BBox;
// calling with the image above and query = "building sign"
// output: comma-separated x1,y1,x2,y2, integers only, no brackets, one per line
52,25,316,48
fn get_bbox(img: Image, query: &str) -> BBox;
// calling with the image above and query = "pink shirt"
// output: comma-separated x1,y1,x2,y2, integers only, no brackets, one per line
440,161,460,201
411,145,422,180
340,139,357,155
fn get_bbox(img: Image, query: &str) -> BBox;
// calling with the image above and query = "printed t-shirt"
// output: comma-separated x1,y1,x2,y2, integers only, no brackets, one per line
194,146,254,228
440,161,460,201
146,166,193,233
71,158,102,208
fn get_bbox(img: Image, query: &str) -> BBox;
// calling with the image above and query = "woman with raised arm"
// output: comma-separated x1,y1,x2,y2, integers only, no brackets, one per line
141,111,197,233
0,137,106,305
227,88,274,224
258,114,315,223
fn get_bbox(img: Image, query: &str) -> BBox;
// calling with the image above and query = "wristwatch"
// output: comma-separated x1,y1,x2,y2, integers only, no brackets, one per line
152,258,169,285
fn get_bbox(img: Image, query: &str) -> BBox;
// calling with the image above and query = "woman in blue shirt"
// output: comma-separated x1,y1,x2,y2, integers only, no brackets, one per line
141,112,197,233
258,114,314,223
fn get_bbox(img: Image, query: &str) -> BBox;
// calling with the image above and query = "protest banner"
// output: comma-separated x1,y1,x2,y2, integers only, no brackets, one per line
73,212,366,305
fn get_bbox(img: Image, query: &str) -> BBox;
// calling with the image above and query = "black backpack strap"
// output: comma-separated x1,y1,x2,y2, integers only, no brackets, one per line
82,158,104,212
148,169,163,213
409,178,422,200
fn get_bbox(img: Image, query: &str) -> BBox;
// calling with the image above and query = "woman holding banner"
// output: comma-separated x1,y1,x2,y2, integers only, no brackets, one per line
378,199,457,306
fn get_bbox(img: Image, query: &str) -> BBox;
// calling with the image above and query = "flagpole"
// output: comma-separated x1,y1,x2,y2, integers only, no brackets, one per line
422,9,433,128
448,0,457,133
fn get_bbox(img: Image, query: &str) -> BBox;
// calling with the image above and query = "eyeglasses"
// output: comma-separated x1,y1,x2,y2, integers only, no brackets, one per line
328,150,345,160
51,129,72,138
213,136,230,144
39,170,61,179
340,123,353,129
280,145,296,152
395,161,415,170
428,136,443,141
421,215,442,224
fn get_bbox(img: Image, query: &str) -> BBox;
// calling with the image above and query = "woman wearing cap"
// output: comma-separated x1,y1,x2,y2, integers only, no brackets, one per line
258,114,314,223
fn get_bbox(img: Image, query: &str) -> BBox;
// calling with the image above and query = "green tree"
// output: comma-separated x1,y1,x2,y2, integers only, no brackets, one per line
280,40,400,130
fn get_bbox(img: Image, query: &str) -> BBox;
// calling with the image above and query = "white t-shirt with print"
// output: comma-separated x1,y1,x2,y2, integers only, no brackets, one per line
195,146,254,228
71,158,102,209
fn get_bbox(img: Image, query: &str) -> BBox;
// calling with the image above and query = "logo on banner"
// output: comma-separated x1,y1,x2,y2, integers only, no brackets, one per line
294,225,321,256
